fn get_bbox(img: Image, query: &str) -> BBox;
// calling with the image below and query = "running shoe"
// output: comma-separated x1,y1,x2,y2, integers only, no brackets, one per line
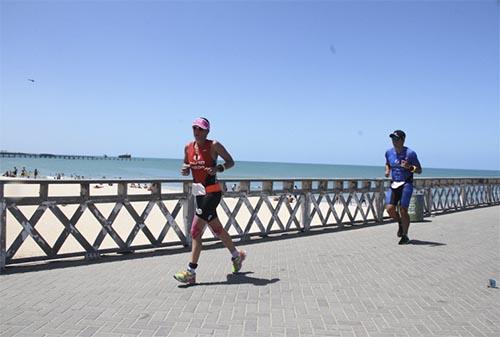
398,235,410,245
173,270,196,284
231,250,246,273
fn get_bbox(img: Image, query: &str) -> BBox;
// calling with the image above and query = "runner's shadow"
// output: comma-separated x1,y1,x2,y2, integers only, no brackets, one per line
178,272,280,288
409,239,446,246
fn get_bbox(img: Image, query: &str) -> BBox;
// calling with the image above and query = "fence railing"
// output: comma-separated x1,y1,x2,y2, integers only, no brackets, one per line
1,177,499,270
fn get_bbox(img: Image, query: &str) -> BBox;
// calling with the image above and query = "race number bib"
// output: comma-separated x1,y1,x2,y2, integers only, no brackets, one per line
192,183,206,196
391,181,405,189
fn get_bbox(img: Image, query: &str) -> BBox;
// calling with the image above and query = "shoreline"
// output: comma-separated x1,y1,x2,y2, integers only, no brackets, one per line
2,158,499,181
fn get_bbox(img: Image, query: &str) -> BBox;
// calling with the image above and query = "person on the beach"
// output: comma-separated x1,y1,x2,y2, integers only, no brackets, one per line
385,130,422,244
174,117,246,284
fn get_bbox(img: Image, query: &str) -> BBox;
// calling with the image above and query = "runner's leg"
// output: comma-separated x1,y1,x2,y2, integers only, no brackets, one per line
400,207,410,236
399,183,414,237
209,217,236,252
190,215,206,264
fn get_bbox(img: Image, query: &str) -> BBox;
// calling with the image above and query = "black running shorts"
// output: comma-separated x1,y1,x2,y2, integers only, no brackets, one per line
195,192,222,222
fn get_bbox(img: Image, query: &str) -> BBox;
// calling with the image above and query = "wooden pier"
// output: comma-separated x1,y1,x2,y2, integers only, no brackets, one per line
0,151,137,160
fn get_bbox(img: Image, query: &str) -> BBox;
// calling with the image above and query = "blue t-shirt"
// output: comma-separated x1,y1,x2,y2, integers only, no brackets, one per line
385,147,420,183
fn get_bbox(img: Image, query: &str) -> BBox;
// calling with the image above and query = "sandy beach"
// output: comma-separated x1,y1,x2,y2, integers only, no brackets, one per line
2,179,379,259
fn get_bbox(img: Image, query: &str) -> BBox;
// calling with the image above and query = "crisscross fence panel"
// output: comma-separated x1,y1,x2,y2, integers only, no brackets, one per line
1,177,498,270
413,178,500,215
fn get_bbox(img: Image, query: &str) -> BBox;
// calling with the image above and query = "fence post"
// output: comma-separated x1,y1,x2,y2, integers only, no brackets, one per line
80,182,90,200
471,179,482,208
459,179,466,210
39,182,48,200
486,179,493,205
375,180,385,223
426,180,434,215
301,180,312,232
239,181,251,241
117,182,127,198
0,182,6,272
182,182,194,247
494,179,500,204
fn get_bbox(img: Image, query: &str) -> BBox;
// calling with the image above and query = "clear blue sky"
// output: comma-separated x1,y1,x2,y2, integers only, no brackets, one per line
1,0,498,170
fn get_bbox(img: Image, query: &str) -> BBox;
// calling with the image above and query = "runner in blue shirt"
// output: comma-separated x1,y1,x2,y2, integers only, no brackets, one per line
385,130,422,244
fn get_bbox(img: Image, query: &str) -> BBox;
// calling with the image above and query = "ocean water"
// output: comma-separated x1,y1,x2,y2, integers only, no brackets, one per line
1,156,499,180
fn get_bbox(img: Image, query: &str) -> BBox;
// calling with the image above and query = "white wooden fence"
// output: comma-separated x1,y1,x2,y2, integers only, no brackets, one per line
1,177,499,270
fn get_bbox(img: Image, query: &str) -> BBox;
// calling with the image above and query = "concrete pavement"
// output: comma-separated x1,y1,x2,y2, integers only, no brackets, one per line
1,206,499,337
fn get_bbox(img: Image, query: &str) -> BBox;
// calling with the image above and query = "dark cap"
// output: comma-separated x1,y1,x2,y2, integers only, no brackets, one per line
389,130,406,140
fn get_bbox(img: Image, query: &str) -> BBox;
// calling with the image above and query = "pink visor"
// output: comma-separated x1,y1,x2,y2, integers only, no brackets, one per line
192,117,210,130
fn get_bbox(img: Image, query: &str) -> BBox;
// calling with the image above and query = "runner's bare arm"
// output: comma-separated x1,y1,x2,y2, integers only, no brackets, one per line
385,162,390,178
181,143,190,176
213,141,234,171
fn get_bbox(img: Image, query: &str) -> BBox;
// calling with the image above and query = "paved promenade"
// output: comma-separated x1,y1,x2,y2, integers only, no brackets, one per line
1,206,499,337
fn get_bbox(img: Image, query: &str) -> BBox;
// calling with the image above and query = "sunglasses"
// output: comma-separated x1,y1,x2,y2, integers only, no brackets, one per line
192,126,207,131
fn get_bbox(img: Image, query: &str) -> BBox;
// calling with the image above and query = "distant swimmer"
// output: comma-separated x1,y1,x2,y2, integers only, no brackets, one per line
28,79,35,83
